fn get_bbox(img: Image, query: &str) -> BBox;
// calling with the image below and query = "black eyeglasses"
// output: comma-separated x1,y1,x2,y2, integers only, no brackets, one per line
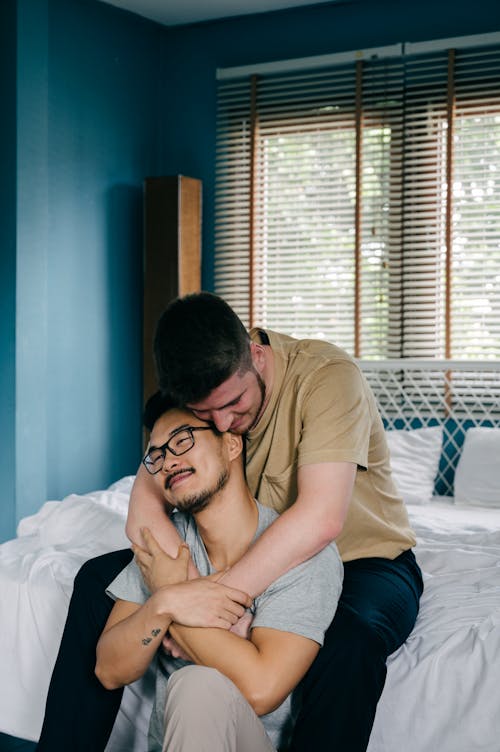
142,426,213,475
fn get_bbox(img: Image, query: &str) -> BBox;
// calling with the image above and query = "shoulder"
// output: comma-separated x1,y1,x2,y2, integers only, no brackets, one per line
259,541,342,602
251,328,366,394
253,542,343,644
106,559,148,604
259,329,353,362
262,330,362,384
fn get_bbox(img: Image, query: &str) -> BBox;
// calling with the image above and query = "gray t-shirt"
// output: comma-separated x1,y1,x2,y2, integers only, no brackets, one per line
107,502,343,751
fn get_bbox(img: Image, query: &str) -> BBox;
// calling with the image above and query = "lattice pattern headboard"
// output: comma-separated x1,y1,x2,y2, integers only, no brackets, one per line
360,360,500,496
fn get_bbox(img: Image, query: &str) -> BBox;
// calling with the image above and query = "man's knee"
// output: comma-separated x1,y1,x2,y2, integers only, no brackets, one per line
167,665,233,705
317,606,389,676
334,605,384,644
297,607,388,724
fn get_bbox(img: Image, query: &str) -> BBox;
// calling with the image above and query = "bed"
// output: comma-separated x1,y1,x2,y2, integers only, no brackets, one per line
1,360,499,751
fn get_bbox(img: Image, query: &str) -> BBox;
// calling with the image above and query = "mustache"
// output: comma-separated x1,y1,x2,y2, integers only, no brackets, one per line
165,467,195,490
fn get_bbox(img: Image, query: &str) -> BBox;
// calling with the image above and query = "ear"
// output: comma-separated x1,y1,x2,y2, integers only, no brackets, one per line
250,342,266,373
223,431,243,463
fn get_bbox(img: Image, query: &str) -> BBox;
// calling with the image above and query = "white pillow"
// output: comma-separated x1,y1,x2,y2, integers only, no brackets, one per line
385,426,443,505
454,427,500,507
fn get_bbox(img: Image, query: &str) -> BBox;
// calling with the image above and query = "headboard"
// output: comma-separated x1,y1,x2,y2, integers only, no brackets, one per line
360,360,500,496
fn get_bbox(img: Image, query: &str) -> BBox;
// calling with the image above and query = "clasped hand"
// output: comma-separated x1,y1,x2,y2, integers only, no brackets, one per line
132,528,252,635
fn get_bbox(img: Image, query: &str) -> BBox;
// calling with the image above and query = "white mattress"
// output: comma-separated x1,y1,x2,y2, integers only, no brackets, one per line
0,481,499,751
369,498,500,752
0,478,137,745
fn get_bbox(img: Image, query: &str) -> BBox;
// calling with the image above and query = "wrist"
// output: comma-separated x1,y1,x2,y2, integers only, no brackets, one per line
150,586,176,625
215,566,231,584
188,560,199,580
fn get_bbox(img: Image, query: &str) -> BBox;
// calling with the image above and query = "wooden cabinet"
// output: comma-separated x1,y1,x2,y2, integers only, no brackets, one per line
143,175,202,404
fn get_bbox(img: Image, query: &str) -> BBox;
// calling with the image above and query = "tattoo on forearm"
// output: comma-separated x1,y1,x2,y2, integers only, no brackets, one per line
141,628,162,646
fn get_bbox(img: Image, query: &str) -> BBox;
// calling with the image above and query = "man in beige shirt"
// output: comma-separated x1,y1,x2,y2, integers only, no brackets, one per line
38,292,423,752
127,293,423,751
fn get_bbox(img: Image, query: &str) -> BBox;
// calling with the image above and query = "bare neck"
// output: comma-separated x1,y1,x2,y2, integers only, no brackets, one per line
193,473,258,572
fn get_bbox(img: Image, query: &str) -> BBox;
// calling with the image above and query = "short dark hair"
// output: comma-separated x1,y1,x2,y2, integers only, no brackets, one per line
154,292,252,405
143,389,247,477
142,391,178,431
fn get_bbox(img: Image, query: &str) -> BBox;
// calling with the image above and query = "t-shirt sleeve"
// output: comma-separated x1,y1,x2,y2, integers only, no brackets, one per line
105,514,190,605
106,560,149,605
251,542,343,645
298,360,373,469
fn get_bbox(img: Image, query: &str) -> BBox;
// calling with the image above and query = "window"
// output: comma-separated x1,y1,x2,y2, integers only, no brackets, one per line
214,37,500,359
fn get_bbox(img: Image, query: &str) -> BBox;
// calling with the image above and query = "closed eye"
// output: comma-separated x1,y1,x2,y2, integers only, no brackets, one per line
191,408,209,418
225,395,243,408
174,435,192,447
189,391,245,416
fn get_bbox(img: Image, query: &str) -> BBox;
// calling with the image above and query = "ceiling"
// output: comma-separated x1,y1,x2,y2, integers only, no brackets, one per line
98,0,340,27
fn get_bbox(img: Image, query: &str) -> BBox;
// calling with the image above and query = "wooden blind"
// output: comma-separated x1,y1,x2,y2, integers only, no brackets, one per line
214,38,500,359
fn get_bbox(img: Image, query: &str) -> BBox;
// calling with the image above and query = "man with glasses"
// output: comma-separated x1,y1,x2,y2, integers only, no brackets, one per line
126,292,423,752
96,394,343,752
38,292,423,752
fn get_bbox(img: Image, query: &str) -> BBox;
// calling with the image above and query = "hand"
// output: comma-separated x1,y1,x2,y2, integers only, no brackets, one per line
229,609,254,639
162,633,191,660
156,576,253,630
132,527,189,592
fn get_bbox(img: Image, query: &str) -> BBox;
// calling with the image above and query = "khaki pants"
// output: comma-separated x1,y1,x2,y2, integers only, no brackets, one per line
162,665,276,752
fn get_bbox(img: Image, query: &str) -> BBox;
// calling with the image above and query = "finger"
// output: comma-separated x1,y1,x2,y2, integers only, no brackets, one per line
170,644,190,660
222,587,253,609
222,601,246,621
133,548,152,567
222,610,241,626
162,635,175,652
176,543,190,560
131,543,148,557
162,635,190,660
229,613,253,638
214,615,240,630
140,527,165,555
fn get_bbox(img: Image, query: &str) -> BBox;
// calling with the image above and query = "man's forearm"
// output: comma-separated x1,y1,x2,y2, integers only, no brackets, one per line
168,622,309,716
170,623,282,715
127,465,198,578
218,498,338,597
95,593,173,690
170,622,259,681
219,462,354,597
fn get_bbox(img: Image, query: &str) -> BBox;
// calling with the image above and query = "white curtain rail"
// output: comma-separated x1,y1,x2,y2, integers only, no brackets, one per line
216,31,500,81
358,359,500,372
216,44,402,81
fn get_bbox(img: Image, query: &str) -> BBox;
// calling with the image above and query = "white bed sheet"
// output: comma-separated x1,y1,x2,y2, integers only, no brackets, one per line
0,478,135,743
1,482,499,751
368,498,500,752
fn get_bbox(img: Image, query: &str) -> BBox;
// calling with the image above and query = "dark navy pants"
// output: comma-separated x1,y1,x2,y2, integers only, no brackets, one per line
290,548,423,751
36,549,133,752
36,547,422,752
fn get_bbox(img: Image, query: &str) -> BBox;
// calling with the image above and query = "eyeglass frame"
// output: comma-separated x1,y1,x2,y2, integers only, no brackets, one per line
142,425,213,475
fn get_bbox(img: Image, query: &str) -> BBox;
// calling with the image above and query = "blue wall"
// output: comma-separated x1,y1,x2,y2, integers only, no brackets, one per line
0,1,17,541
2,0,498,542
159,0,500,289
1,0,166,541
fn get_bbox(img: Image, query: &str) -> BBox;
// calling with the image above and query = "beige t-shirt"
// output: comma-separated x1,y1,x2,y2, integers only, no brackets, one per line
246,329,416,562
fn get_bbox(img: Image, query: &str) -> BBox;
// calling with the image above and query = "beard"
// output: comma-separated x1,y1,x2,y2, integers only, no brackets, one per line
247,369,267,431
170,468,229,515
